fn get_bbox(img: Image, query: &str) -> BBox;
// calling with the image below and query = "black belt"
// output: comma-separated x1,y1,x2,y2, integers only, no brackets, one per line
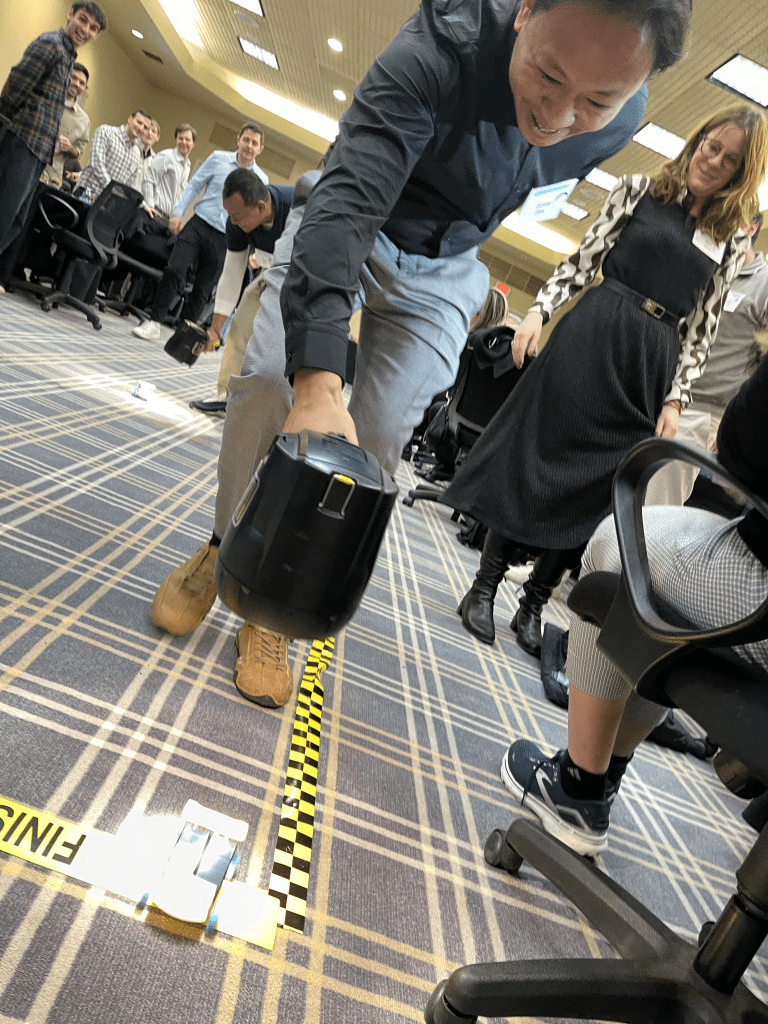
600,278,680,328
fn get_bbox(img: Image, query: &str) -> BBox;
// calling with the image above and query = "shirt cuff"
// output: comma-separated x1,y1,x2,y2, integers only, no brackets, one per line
285,325,351,383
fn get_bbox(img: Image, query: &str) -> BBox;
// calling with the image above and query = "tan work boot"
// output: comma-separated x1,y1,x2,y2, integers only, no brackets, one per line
151,541,219,635
233,623,293,708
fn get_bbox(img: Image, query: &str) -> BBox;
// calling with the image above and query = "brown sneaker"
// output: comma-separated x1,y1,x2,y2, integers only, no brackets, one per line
151,541,219,635
233,623,293,708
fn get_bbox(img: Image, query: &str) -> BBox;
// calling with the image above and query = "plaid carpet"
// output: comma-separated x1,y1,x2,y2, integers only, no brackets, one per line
0,289,765,1023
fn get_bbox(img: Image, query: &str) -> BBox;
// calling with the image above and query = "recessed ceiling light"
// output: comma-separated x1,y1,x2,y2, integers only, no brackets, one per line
327,38,343,52
585,168,619,192
239,36,279,71
708,54,768,108
236,77,339,142
561,201,588,221
231,0,264,16
333,89,346,102
633,122,685,159
132,29,144,39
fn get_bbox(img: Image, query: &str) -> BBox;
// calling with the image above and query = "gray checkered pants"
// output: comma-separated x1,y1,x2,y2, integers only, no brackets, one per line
567,506,768,728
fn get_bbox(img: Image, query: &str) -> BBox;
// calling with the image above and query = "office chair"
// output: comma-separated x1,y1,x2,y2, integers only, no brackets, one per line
403,326,529,507
2,188,81,302
40,179,143,330
425,438,768,1024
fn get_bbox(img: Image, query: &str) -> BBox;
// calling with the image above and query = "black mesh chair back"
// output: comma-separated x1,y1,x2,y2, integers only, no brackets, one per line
425,437,768,1024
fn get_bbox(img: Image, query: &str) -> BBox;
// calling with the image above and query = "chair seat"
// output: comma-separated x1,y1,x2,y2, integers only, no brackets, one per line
57,230,97,261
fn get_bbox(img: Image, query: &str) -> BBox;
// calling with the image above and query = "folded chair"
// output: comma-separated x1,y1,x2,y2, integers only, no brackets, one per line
425,438,768,1024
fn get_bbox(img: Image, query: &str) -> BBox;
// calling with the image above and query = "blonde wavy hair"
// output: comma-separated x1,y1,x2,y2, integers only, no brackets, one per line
651,103,768,243
473,288,509,330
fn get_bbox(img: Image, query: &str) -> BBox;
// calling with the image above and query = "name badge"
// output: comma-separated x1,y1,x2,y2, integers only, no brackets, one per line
518,178,578,224
723,290,745,313
692,228,726,264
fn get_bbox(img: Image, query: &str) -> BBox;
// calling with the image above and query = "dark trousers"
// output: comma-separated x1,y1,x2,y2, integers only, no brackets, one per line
149,214,226,324
0,132,45,265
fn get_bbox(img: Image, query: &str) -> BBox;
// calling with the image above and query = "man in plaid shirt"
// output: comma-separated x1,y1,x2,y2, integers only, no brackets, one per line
0,2,106,275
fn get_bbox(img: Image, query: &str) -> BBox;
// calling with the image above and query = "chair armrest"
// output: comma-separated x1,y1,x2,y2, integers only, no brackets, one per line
38,192,80,233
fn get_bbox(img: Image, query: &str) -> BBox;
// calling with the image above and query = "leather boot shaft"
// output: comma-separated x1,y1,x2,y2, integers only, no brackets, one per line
458,531,524,645
511,549,572,658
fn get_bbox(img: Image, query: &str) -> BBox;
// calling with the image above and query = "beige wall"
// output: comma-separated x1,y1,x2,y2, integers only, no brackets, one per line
0,1,308,183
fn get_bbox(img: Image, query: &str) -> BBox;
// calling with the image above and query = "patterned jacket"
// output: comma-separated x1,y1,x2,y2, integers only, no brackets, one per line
530,174,750,408
0,28,76,164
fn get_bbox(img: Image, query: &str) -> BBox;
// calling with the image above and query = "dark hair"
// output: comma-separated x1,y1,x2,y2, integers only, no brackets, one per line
239,122,265,145
222,168,270,207
72,62,89,81
131,109,151,120
652,104,768,243
71,1,107,31
530,0,691,75
175,123,197,142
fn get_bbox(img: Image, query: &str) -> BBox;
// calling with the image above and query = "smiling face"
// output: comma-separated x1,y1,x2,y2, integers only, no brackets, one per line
64,7,102,48
67,68,88,100
236,130,264,167
687,123,747,201
223,192,270,233
127,111,152,143
175,130,195,158
508,1,654,147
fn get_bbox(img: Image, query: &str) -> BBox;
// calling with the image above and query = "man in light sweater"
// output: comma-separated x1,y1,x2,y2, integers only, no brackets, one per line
646,212,768,506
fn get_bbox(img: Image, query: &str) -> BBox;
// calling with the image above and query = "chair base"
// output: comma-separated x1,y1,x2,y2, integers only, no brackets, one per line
425,819,768,1024
42,290,102,329
99,297,147,323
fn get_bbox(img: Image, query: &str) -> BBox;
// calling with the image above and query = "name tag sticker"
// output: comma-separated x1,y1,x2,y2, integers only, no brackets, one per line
518,179,578,223
723,290,745,313
692,228,726,264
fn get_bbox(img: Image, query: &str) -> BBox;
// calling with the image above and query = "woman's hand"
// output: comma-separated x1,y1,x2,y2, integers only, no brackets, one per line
512,311,544,368
655,401,681,438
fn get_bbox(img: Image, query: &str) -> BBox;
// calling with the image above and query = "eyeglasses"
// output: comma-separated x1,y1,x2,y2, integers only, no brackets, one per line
699,136,742,175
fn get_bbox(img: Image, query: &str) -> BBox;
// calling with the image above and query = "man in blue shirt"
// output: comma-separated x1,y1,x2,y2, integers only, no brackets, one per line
150,0,692,710
132,122,267,340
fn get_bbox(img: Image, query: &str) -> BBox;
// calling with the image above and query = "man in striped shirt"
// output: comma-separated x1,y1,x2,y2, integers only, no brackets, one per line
0,2,106,272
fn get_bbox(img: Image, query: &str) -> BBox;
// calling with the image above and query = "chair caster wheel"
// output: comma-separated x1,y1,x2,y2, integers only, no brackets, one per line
93,322,102,330
484,828,524,873
41,303,51,312
698,921,715,947
402,496,415,507
425,980,477,1024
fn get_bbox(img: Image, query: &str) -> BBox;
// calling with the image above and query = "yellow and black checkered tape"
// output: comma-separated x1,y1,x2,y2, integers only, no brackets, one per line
268,637,334,932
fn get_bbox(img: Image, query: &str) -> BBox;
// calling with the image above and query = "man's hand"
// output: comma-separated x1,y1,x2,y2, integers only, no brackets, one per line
204,327,220,353
655,402,680,438
282,368,358,444
58,135,74,154
512,311,543,368
144,206,161,218
169,215,183,235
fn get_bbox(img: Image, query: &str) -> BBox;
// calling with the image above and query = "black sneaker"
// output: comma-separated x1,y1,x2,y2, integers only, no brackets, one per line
501,740,610,856
189,398,227,419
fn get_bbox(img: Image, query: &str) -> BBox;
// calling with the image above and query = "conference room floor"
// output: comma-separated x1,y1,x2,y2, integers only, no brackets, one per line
0,288,765,1024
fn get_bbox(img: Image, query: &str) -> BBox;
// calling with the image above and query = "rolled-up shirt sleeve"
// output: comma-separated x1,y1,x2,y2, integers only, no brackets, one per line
280,17,452,382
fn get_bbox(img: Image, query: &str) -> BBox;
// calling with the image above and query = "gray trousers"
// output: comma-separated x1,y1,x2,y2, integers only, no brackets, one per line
214,187,489,538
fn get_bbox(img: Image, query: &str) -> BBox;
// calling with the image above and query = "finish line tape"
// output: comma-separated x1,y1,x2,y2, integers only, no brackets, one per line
267,636,334,933
0,638,335,948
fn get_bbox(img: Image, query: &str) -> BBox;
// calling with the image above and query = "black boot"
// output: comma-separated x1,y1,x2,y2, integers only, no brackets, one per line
510,549,571,658
457,531,524,645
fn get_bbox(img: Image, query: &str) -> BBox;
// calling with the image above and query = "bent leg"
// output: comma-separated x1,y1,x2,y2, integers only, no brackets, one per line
351,236,489,475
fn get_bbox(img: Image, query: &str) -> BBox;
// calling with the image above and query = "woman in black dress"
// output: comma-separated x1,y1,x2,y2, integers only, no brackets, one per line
445,103,768,655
